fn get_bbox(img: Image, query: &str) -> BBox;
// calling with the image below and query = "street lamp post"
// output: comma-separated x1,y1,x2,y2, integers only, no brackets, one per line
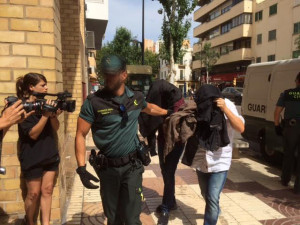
142,0,145,65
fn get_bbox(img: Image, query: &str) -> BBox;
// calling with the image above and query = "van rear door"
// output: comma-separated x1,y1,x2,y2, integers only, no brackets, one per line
242,62,279,119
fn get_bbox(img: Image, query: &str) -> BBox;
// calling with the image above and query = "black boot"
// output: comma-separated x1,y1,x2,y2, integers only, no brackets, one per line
157,211,169,225
156,203,178,213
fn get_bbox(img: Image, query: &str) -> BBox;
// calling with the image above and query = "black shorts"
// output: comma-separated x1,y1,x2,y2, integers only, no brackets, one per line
22,160,59,180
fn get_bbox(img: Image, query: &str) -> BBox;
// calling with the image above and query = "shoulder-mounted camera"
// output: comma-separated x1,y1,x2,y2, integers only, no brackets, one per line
5,91,76,114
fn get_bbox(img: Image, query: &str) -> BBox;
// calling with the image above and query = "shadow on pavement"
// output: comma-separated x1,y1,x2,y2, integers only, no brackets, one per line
225,154,300,222
142,186,204,225
63,186,204,225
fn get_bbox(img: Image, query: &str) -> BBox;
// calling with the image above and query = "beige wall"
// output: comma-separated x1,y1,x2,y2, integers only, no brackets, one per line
0,0,63,224
0,0,86,224
252,0,300,61
144,39,155,53
60,0,84,137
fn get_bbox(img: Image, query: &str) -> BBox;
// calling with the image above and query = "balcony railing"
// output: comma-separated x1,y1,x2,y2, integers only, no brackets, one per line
194,0,227,22
194,0,252,38
216,48,252,65
194,24,252,52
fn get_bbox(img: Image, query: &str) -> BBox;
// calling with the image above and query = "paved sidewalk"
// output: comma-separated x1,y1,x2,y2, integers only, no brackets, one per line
63,148,300,225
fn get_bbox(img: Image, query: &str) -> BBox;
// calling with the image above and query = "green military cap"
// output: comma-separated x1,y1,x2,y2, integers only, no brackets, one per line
100,55,126,75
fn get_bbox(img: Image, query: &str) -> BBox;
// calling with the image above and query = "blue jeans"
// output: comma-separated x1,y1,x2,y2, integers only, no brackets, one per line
196,170,228,225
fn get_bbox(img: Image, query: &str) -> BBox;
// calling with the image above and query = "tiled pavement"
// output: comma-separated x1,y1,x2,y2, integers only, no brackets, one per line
63,151,300,225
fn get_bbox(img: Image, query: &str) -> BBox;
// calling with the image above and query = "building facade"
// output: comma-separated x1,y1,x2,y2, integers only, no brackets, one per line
159,40,196,95
193,0,300,85
86,0,108,92
0,0,107,224
144,39,156,53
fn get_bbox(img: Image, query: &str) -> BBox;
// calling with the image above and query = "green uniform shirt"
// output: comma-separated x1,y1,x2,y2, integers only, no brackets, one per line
79,86,147,158
276,87,300,119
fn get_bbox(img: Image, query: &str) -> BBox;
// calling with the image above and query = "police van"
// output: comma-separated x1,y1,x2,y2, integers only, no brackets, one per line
126,65,153,96
241,58,300,164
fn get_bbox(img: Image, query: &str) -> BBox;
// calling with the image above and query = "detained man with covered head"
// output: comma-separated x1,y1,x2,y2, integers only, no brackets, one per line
75,55,171,224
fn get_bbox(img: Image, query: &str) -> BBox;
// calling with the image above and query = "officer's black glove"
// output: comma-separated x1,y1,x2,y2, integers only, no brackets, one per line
166,109,174,116
76,165,99,189
275,125,283,136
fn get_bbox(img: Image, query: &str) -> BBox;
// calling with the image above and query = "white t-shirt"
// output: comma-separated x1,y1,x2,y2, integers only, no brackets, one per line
191,99,245,173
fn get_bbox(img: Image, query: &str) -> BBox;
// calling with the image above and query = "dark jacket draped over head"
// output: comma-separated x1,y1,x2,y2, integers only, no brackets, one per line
194,84,230,151
138,79,183,138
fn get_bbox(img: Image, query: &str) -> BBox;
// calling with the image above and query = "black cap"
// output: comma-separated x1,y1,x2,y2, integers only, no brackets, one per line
100,55,126,75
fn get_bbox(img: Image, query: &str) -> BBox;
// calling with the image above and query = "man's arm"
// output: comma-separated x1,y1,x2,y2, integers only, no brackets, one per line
274,106,284,126
75,117,92,167
215,98,245,133
141,103,168,116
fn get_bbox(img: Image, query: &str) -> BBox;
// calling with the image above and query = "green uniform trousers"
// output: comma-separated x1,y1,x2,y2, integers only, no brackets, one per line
98,160,144,225
281,119,300,193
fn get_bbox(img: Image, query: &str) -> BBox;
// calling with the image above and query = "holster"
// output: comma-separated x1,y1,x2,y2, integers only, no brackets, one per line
136,141,151,166
89,149,106,172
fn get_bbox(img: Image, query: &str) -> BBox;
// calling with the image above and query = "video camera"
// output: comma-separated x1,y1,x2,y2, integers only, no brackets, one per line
5,91,76,114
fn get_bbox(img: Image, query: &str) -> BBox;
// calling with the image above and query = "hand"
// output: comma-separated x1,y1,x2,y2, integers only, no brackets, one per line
42,99,56,118
50,109,63,119
76,165,99,189
275,125,283,136
166,109,174,116
214,98,227,112
56,109,63,116
2,100,26,126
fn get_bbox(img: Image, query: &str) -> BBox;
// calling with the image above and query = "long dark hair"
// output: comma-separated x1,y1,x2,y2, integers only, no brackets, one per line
16,73,47,99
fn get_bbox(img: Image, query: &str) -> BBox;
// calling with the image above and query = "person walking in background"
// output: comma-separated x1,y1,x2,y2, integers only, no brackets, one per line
75,55,170,225
274,72,300,194
188,85,196,100
16,73,61,225
183,84,245,225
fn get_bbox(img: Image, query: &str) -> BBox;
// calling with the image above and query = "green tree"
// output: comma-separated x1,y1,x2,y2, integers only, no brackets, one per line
157,0,197,84
197,42,220,84
96,26,160,81
96,27,140,67
144,50,160,77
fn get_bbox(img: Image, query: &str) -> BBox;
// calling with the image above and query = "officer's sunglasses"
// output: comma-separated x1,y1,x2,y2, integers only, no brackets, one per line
119,104,128,127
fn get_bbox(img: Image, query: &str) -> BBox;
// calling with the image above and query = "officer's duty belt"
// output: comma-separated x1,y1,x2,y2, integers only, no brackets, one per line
285,118,300,126
106,151,137,167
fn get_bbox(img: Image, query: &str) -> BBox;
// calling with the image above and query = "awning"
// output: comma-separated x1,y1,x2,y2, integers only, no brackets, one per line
211,72,245,82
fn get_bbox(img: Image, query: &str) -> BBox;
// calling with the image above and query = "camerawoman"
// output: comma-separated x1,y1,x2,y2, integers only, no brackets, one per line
15,73,75,225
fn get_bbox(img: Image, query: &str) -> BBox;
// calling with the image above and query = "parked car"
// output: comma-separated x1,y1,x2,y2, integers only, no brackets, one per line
221,87,243,105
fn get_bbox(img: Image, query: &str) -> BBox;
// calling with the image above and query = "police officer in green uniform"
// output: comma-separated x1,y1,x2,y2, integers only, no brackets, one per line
75,55,170,225
274,72,300,194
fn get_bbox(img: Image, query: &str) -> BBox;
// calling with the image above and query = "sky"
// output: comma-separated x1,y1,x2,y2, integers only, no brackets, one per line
103,0,198,46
